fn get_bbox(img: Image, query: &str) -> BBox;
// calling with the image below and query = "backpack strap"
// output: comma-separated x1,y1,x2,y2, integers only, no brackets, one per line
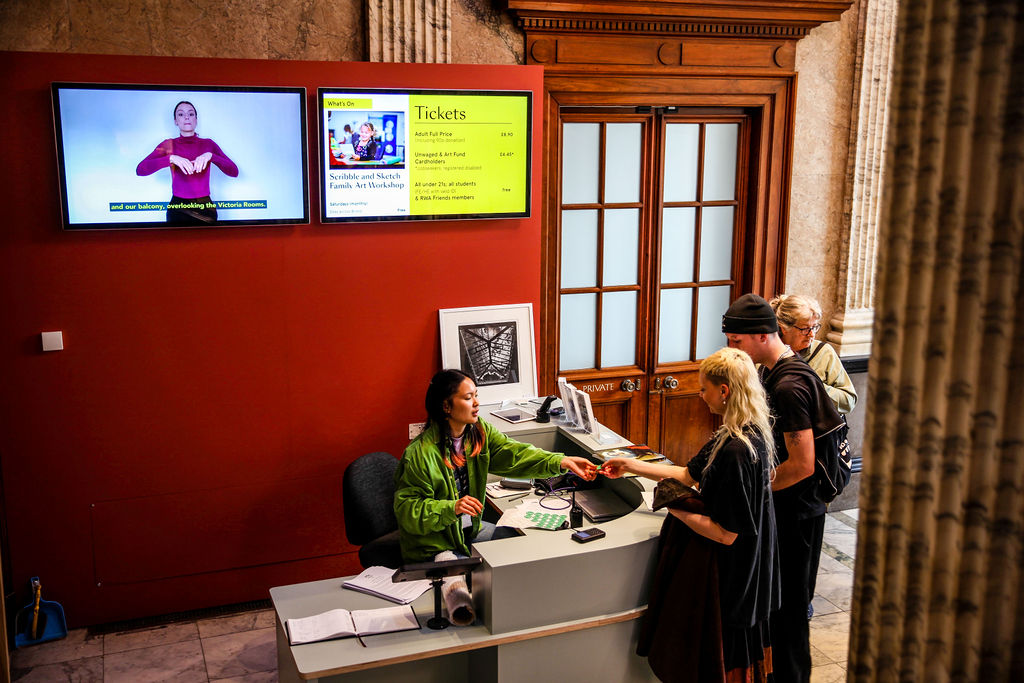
805,340,826,364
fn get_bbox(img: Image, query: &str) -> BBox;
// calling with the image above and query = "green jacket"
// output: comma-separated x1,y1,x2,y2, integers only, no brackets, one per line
394,418,565,562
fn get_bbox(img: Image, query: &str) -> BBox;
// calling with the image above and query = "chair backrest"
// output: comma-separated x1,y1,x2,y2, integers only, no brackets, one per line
342,452,399,546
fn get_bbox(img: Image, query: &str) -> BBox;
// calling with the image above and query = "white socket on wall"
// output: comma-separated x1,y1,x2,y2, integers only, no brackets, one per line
41,331,64,351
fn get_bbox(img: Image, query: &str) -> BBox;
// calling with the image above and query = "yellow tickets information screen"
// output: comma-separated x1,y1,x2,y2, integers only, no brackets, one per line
318,88,531,222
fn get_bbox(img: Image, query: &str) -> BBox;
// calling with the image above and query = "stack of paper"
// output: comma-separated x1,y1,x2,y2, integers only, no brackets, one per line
342,566,431,604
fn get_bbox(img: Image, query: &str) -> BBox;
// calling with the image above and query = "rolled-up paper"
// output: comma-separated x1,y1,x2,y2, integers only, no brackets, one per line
433,550,476,626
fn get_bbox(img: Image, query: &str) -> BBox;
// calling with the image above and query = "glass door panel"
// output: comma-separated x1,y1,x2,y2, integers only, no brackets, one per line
601,291,638,367
560,293,597,370
702,123,738,200
658,288,693,364
695,286,732,358
603,123,642,203
661,207,696,283
698,206,735,281
603,209,639,287
663,124,699,202
561,123,600,204
561,209,599,288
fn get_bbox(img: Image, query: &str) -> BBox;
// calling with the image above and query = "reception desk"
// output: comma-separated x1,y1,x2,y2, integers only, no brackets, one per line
271,408,666,682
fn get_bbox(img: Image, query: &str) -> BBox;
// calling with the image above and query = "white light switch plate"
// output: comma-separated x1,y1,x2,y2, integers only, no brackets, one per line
41,331,64,351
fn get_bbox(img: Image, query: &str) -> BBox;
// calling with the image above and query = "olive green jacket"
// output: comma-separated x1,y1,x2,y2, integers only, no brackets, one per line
394,418,565,562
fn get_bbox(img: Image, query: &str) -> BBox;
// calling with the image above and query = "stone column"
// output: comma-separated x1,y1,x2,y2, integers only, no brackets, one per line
367,0,451,63
827,0,898,357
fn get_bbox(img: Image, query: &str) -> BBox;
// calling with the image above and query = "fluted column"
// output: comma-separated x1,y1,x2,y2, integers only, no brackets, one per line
367,0,451,63
827,0,898,357
850,0,1024,680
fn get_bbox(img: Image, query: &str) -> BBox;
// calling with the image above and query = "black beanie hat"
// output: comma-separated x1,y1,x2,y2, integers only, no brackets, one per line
721,294,779,334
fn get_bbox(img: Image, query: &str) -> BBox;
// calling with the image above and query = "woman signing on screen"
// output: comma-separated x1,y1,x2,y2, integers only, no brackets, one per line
136,101,238,225
349,122,379,161
601,348,780,682
394,369,598,565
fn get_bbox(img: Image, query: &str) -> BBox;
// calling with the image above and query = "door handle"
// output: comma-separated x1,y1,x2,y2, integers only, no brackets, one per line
621,379,637,392
663,375,679,390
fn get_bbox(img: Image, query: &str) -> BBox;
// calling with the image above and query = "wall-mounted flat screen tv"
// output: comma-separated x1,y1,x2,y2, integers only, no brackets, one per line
51,83,309,230
317,88,531,223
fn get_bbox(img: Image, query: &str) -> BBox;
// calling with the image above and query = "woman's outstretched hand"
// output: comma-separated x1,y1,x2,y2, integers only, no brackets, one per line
560,456,598,481
454,495,483,516
598,457,633,478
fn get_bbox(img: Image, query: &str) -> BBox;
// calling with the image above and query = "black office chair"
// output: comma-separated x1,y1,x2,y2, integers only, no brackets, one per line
342,451,404,569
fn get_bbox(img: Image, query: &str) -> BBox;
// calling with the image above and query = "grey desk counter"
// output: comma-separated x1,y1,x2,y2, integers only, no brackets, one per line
272,408,665,682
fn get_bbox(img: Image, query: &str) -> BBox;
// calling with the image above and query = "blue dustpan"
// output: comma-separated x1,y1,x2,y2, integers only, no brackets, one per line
14,577,68,648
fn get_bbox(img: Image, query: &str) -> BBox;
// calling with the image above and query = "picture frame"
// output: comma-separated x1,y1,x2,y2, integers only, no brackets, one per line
571,385,600,436
439,303,537,405
557,379,581,428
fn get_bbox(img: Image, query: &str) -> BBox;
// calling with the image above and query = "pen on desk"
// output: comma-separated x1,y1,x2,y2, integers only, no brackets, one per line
505,491,530,501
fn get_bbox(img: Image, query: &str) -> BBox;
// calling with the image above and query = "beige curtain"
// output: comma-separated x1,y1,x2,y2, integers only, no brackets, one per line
851,0,1023,681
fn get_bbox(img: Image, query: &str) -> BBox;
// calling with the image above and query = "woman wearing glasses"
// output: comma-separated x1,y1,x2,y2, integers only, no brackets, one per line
769,294,858,414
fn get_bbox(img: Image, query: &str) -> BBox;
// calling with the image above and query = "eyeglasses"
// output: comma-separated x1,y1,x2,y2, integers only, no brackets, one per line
791,323,821,335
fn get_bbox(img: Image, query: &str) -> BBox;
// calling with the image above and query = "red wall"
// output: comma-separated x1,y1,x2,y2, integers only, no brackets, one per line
0,51,543,626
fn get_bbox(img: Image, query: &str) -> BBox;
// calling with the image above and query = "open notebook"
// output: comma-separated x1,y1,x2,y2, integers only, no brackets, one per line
285,605,419,645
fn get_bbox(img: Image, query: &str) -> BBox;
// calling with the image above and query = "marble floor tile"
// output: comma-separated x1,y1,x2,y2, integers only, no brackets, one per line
817,551,853,574
103,638,207,683
9,628,103,668
830,509,859,529
810,662,847,683
198,609,276,639
811,594,842,617
103,620,199,655
809,611,850,665
10,655,103,682
809,642,831,667
202,627,277,680
823,520,858,558
814,570,854,611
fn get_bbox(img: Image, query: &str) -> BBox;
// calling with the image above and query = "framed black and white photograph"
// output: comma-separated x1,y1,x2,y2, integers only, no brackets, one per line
557,378,581,428
572,384,600,436
439,303,537,404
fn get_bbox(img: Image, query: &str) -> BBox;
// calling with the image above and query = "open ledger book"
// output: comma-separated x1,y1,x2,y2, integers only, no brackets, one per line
285,605,419,645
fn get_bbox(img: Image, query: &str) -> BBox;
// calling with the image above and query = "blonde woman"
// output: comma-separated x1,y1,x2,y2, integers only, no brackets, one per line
769,294,857,414
602,348,780,681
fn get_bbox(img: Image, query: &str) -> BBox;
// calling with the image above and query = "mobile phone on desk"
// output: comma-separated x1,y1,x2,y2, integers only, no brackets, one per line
571,527,606,543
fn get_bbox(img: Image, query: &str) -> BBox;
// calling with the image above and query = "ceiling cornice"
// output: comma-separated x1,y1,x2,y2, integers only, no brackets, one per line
507,1,854,37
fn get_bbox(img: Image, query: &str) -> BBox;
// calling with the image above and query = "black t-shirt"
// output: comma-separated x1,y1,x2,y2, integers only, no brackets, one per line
760,355,844,519
686,429,781,627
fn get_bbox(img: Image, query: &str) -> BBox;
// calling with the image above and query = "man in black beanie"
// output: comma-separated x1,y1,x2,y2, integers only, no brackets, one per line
722,293,843,683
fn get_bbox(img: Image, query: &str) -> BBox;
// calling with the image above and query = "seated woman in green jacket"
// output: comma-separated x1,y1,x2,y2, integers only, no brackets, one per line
395,369,598,563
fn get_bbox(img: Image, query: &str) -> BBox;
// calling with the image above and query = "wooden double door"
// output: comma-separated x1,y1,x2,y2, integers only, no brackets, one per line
550,106,755,463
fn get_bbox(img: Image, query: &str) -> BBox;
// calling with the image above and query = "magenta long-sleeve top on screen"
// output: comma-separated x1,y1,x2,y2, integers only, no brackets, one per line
136,135,239,199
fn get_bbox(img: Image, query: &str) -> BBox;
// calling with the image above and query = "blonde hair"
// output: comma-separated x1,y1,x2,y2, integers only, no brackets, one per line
768,294,821,329
699,347,776,477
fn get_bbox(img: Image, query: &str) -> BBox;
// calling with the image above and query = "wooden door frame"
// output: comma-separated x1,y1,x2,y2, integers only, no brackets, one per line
509,1,852,396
